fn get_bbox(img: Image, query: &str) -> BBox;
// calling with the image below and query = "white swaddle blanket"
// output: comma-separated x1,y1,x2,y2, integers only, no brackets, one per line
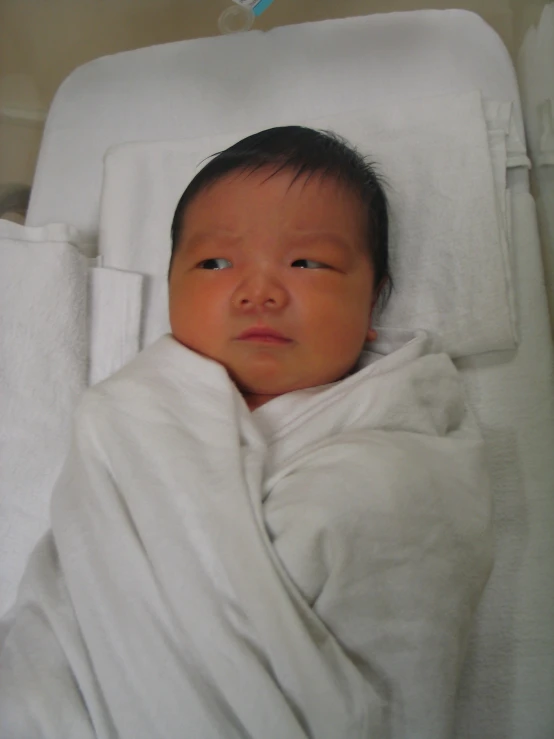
0,330,493,739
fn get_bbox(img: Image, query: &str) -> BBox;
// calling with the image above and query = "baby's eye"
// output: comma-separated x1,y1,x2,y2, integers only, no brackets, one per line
291,259,329,269
197,258,233,270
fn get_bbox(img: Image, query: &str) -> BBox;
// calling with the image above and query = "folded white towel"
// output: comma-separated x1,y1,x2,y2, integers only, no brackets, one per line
88,266,143,386
98,90,517,358
0,221,89,616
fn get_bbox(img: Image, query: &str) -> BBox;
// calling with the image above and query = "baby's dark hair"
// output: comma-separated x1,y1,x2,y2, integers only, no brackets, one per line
170,125,392,305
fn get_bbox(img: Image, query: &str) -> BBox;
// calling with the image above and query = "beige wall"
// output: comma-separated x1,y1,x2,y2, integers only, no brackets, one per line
0,0,549,191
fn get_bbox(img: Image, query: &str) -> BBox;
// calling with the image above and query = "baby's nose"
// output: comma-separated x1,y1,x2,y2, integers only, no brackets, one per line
232,271,289,311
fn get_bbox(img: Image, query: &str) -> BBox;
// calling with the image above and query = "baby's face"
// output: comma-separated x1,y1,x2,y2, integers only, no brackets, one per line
169,168,377,410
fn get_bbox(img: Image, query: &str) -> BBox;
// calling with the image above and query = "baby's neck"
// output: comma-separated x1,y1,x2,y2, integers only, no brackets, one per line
243,392,281,412
241,363,364,412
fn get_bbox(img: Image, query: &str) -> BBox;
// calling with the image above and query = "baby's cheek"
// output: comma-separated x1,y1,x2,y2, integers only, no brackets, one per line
310,296,370,344
170,283,226,348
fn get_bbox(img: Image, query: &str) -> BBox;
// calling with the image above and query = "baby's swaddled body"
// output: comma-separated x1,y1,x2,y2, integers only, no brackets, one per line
0,329,492,739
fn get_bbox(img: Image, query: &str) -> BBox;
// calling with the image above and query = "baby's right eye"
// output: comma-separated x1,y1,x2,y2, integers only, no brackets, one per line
197,258,233,270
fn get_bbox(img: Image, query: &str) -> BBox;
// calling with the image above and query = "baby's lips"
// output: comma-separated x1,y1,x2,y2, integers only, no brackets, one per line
237,325,291,342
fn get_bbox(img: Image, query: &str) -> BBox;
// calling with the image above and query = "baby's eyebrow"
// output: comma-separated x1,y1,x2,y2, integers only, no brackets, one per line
184,230,355,254
184,231,242,251
287,231,352,249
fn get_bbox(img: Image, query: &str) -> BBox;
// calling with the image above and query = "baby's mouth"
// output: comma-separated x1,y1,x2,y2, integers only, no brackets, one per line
236,326,292,344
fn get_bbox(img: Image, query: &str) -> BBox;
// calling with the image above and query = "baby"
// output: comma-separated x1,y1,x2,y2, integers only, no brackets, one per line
167,125,390,410
0,127,492,739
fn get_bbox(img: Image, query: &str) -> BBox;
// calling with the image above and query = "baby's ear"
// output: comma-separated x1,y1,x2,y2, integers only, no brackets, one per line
366,293,380,343
367,276,388,343
366,326,378,343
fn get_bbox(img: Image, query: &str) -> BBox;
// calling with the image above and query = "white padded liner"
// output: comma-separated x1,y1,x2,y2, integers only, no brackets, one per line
28,9,525,238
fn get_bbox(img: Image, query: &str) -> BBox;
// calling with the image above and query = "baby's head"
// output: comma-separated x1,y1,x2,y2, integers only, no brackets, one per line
168,126,390,410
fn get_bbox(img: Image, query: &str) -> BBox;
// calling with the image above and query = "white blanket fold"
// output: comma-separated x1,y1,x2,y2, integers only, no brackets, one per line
0,331,493,739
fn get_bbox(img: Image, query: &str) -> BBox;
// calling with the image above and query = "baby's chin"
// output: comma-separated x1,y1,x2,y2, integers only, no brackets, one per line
232,372,344,405
229,358,362,400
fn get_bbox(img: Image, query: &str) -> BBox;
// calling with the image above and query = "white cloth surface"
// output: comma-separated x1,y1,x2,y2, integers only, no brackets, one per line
454,192,554,739
88,266,143,386
0,330,493,739
98,90,517,358
0,221,89,616
27,10,524,238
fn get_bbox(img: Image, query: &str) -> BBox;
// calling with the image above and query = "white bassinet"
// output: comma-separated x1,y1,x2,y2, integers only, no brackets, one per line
1,9,553,738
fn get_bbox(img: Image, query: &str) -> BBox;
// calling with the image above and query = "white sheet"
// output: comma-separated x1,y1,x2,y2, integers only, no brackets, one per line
0,330,493,739
97,91,518,358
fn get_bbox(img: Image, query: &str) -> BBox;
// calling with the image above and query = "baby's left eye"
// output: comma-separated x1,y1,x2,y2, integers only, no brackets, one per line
291,259,329,269
197,258,233,270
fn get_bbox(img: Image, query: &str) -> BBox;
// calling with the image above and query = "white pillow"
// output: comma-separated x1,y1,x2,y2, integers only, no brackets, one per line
98,90,517,358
